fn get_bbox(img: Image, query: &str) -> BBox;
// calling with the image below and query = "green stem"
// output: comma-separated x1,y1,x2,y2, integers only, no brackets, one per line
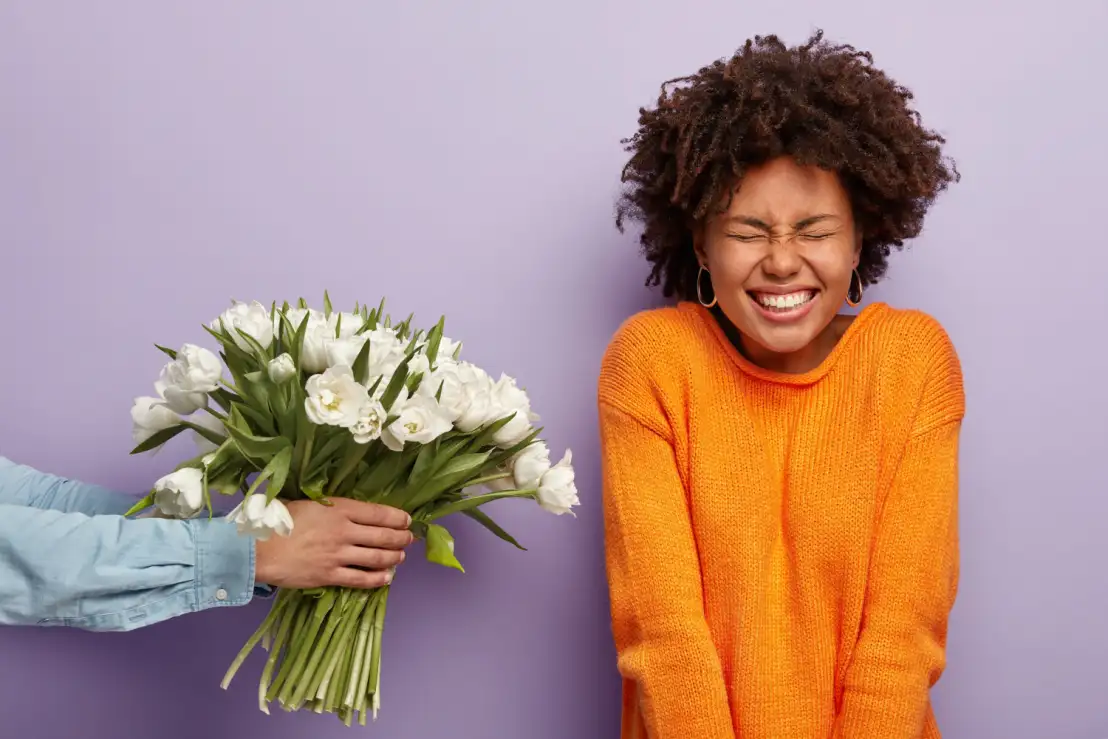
258,593,297,714
266,596,312,701
221,590,289,690
326,621,356,713
293,591,351,705
314,592,365,702
343,594,378,710
465,471,512,488
368,586,389,720
202,405,228,422
278,591,335,707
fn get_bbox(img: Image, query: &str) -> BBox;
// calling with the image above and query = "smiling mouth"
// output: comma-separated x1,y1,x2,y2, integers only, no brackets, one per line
747,289,818,314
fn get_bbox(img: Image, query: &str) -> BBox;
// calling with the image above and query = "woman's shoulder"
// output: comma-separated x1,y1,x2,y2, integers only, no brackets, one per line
598,303,709,407
602,303,709,368
864,303,960,370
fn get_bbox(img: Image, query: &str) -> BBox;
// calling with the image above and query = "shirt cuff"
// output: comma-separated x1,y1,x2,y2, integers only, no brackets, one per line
189,517,257,608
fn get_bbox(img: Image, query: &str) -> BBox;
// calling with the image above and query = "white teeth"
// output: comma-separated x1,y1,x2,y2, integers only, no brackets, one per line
754,291,813,310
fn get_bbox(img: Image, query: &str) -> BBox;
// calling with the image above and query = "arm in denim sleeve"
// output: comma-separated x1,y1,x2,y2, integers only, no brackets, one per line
0,456,137,515
0,457,261,631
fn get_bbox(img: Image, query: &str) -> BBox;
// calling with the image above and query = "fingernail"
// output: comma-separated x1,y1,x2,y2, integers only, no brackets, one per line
399,551,406,563
405,513,413,527
384,569,393,584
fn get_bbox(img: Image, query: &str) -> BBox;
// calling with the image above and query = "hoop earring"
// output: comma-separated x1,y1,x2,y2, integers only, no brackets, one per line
696,265,717,308
845,268,864,307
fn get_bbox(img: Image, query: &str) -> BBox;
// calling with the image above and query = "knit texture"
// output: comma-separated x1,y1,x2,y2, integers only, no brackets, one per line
598,301,964,739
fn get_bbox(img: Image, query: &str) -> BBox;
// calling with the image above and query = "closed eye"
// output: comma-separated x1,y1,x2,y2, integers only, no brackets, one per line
725,233,767,243
800,232,835,241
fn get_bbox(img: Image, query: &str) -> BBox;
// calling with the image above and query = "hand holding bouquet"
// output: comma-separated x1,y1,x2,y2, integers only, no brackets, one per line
127,295,578,725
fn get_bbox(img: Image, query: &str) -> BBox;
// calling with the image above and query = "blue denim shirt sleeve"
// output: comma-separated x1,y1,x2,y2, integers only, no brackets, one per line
0,456,262,631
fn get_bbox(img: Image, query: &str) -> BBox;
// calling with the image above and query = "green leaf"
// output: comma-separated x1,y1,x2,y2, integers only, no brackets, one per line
304,430,349,481
463,508,526,550
354,445,417,500
233,401,277,437
210,387,240,412
259,446,294,501
327,439,371,494
298,297,308,309
379,353,415,411
424,523,464,572
351,335,373,385
427,489,535,520
407,440,440,489
130,424,187,454
154,344,178,360
124,491,156,517
286,311,310,370
406,451,492,509
424,316,445,365
234,327,271,362
323,290,333,317
464,414,517,452
225,424,292,464
180,419,226,447
405,371,424,395
301,476,328,501
487,427,543,468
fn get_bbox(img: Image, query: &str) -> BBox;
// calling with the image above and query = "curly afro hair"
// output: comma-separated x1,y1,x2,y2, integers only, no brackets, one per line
616,30,959,300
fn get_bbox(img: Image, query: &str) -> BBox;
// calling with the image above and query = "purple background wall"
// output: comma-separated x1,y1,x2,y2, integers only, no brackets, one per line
1,2,1106,738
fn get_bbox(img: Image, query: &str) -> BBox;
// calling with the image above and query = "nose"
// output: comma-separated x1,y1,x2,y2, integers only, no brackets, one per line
761,238,802,278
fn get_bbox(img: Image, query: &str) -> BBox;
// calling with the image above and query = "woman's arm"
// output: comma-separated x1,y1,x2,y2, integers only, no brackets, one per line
834,343,964,738
600,401,735,739
0,456,137,515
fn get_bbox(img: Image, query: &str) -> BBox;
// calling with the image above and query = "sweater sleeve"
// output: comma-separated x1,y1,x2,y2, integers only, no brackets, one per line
835,334,965,738
600,401,735,739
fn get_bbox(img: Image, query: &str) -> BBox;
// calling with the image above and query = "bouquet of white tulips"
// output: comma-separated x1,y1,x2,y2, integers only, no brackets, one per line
126,294,578,726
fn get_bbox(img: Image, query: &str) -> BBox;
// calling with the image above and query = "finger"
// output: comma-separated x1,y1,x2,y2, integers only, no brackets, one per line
345,523,412,550
337,545,405,571
329,566,394,590
336,499,411,530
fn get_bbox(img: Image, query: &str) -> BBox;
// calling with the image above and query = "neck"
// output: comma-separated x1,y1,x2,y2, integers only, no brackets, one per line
714,309,851,375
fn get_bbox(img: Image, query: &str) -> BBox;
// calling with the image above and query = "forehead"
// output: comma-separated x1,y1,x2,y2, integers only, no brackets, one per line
723,157,850,221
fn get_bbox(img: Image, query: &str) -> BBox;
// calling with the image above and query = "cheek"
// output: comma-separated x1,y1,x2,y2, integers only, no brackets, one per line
806,248,856,291
707,250,759,290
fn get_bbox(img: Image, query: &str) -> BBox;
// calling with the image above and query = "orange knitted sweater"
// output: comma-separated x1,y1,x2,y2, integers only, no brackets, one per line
598,301,964,739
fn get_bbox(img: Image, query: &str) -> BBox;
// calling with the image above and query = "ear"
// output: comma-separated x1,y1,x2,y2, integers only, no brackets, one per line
851,231,863,269
692,224,710,269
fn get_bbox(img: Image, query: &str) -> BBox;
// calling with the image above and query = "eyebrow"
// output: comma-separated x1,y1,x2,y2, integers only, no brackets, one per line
726,214,839,231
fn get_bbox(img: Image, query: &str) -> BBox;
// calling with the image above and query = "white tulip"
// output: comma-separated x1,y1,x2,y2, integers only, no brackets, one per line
351,398,387,444
436,336,462,361
329,312,364,338
417,360,469,422
212,301,273,352
300,322,334,374
381,395,453,451
324,336,366,370
453,362,497,432
363,327,405,378
228,495,294,540
490,374,533,448
159,344,222,414
153,468,205,518
304,366,370,428
537,449,578,516
513,441,551,490
267,353,297,384
130,394,179,446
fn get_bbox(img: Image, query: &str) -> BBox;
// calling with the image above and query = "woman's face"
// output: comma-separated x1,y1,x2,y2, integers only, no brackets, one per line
695,157,861,361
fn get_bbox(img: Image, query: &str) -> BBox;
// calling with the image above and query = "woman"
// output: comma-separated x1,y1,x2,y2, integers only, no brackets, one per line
599,31,963,738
